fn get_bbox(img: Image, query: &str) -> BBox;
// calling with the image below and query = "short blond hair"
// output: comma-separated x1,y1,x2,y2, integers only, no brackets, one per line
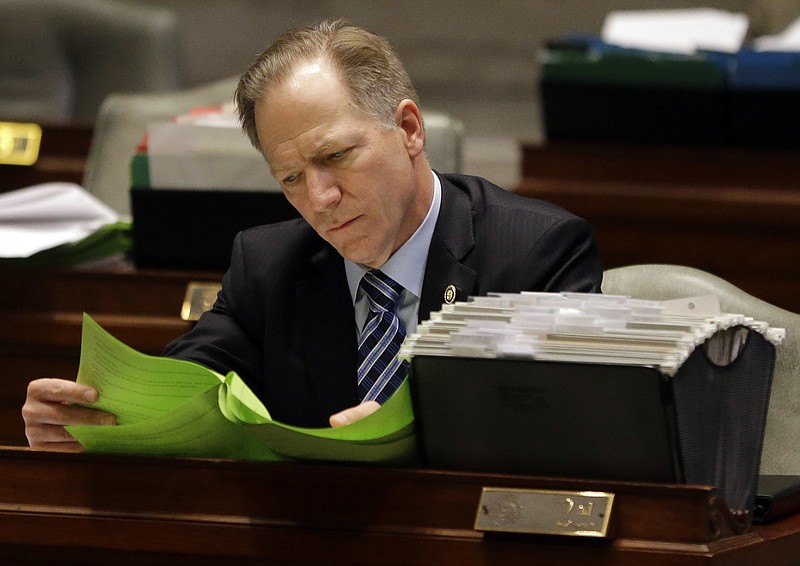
235,18,420,152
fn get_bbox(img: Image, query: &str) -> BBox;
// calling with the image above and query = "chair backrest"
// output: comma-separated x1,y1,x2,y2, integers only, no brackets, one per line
603,264,800,475
84,78,466,216
423,111,465,175
0,0,180,122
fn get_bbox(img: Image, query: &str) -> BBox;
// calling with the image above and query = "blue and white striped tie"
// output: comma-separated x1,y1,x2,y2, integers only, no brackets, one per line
357,270,408,403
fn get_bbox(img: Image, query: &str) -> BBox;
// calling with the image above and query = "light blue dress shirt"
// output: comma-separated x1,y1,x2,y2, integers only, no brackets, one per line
345,170,442,336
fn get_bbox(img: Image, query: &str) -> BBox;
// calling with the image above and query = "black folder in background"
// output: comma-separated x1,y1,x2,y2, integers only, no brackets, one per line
409,328,776,513
130,188,300,271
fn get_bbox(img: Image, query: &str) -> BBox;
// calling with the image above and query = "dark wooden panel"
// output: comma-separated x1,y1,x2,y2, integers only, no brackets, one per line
521,141,800,190
518,143,800,313
3,447,797,565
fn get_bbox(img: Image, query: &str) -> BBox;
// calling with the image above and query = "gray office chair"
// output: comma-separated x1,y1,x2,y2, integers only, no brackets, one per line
423,111,465,175
84,77,465,215
0,0,180,122
603,264,800,475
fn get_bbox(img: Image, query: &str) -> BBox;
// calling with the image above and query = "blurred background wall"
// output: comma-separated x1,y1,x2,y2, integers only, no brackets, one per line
2,0,797,186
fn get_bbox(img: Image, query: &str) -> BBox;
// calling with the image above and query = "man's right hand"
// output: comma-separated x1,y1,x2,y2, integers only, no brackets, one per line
22,378,117,451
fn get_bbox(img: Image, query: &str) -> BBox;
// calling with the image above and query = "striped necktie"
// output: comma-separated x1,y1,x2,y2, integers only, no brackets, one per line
357,270,409,403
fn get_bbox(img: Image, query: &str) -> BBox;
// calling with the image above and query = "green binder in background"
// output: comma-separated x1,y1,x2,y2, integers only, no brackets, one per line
539,39,730,145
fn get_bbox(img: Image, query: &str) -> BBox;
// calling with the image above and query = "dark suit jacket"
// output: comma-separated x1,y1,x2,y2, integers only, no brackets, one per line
164,173,603,426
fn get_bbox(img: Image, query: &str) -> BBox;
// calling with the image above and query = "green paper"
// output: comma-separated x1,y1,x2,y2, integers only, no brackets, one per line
66,314,417,464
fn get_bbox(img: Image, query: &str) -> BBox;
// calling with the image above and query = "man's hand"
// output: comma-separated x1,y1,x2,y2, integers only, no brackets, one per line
22,378,117,451
329,400,380,428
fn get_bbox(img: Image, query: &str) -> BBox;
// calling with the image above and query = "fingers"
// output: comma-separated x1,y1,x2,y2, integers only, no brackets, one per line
329,400,381,428
40,441,87,453
26,378,98,405
24,399,116,427
22,378,116,450
26,423,86,449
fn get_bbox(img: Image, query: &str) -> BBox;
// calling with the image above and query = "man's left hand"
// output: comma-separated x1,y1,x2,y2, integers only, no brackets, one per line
328,401,380,428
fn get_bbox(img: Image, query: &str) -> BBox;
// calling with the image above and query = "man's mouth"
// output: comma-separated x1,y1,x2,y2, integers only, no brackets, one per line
329,216,359,232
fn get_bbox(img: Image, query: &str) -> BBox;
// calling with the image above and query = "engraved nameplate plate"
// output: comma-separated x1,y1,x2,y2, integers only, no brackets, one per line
0,122,42,165
181,282,222,321
474,487,614,537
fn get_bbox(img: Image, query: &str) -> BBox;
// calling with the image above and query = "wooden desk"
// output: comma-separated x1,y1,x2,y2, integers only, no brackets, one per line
0,265,222,446
518,142,800,313
0,447,798,565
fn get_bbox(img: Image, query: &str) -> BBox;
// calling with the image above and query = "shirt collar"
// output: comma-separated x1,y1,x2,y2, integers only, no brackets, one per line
345,170,442,301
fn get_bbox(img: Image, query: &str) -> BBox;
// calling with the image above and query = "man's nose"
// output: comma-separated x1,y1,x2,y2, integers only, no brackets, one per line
306,169,341,211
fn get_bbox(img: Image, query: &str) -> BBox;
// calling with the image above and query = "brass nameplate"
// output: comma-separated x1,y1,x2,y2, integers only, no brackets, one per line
0,122,42,165
181,282,222,321
474,487,614,537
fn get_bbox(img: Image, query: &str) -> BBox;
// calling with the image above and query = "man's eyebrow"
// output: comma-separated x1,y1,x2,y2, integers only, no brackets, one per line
313,139,334,156
268,160,288,176
268,136,344,175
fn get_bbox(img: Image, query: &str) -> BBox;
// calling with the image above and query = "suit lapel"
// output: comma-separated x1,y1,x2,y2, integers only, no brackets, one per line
419,176,477,321
295,245,360,419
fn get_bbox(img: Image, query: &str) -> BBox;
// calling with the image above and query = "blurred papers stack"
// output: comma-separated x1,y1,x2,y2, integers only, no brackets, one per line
0,183,131,267
401,292,784,376
131,103,279,192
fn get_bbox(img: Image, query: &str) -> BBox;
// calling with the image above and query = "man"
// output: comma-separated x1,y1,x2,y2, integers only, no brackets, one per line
23,19,602,450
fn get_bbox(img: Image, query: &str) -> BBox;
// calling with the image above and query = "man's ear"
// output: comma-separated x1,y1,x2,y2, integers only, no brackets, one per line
395,99,425,158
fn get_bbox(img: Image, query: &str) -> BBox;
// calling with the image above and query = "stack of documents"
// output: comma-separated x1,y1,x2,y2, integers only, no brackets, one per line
133,103,280,192
601,8,749,54
400,292,785,376
602,9,800,54
0,183,131,266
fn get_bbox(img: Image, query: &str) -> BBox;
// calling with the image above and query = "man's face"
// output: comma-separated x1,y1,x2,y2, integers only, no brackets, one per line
255,60,428,268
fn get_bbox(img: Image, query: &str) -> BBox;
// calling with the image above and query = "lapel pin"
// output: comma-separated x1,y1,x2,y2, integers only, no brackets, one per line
443,284,457,305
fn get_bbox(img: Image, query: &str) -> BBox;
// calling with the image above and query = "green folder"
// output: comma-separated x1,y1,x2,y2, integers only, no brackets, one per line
542,47,727,90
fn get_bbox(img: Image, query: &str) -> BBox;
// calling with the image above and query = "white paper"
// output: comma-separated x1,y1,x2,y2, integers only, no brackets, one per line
602,9,749,54
754,17,800,52
146,105,281,192
0,183,119,257
400,291,784,376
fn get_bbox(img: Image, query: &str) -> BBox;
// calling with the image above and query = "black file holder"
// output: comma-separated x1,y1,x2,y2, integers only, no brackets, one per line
130,187,300,271
409,327,776,513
